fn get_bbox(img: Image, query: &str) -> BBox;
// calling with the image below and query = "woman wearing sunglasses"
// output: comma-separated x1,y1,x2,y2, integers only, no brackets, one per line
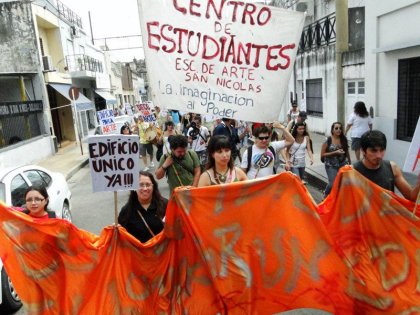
118,171,167,243
320,122,351,197
22,185,56,220
198,135,247,187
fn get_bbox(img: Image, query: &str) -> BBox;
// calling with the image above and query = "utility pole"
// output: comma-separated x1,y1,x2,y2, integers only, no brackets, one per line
335,0,349,124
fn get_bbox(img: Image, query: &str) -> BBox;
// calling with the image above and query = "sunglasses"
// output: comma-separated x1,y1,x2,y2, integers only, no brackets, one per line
258,136,270,140
334,127,342,130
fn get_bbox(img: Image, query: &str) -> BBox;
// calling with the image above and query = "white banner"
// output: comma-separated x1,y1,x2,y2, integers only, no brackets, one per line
138,0,304,122
88,135,140,192
97,109,117,134
403,116,420,175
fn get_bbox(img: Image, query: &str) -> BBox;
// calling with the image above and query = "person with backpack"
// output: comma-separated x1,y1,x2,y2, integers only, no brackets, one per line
155,135,201,194
241,123,294,179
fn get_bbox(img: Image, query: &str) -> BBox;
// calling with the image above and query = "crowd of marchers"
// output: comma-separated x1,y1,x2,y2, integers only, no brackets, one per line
112,102,420,244
13,102,420,244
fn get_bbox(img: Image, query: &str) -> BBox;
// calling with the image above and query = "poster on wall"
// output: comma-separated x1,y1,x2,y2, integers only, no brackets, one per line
138,0,305,122
88,135,140,192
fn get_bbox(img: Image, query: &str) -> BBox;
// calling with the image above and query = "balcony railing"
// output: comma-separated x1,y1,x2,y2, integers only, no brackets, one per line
298,13,336,53
65,54,103,73
56,0,83,29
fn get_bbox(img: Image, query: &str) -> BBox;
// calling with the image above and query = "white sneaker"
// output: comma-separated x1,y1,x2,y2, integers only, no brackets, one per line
150,162,155,168
143,167,150,172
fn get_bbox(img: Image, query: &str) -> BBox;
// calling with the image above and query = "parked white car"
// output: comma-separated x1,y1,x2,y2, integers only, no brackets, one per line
0,165,73,312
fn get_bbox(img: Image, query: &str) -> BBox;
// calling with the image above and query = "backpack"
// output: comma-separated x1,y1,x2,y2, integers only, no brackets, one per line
246,145,276,174
321,137,332,163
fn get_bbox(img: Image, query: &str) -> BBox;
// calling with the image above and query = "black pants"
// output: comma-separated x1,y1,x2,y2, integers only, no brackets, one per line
156,143,163,162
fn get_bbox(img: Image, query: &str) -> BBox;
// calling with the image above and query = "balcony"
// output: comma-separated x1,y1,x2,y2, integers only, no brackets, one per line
298,13,336,53
56,0,83,28
65,54,103,79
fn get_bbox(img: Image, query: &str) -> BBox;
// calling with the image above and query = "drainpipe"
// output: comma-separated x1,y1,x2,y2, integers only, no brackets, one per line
19,76,31,139
335,0,349,124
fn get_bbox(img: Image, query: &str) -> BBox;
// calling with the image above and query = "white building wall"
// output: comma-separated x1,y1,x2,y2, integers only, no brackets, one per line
365,0,420,166
0,136,54,169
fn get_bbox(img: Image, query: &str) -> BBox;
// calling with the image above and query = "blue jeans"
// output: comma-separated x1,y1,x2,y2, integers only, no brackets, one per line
324,165,339,196
291,167,305,180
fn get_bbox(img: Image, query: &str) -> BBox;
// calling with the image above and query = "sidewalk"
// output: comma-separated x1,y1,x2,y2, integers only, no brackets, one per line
37,141,89,180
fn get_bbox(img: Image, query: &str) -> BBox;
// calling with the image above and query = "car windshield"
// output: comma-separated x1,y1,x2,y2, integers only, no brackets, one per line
0,182,5,202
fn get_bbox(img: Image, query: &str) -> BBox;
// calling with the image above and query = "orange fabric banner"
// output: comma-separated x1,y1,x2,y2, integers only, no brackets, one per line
0,168,418,314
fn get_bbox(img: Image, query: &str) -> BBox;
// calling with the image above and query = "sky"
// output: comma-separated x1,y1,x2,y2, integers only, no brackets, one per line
61,0,144,62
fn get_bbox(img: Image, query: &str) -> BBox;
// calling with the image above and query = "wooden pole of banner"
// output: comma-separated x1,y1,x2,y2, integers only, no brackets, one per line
114,191,118,225
413,190,420,217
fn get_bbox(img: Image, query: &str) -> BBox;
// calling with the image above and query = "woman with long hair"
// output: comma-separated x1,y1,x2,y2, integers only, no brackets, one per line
198,135,247,186
285,122,314,180
161,121,179,156
345,101,373,160
23,185,56,220
321,122,351,197
118,171,167,243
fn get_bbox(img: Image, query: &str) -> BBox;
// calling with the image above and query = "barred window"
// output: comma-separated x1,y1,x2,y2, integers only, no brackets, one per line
306,79,323,117
397,57,420,141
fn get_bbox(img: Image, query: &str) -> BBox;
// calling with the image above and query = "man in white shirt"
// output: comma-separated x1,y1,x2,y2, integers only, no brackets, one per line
187,115,210,170
241,122,294,179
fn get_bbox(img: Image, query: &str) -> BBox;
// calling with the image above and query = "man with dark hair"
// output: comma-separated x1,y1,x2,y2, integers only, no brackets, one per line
353,130,420,201
156,135,201,194
241,122,294,179
213,118,240,161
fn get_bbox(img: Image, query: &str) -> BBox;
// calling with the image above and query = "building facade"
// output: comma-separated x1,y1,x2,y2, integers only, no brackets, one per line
365,0,420,166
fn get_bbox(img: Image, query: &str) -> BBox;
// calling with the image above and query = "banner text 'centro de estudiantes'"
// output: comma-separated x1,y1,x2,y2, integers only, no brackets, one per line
138,0,305,122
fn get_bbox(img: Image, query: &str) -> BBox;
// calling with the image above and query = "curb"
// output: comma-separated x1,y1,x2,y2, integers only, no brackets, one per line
65,158,89,181
305,167,328,191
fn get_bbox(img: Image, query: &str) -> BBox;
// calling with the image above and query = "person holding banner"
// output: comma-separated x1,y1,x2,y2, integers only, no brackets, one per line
353,130,420,202
156,135,200,194
198,136,247,187
213,118,240,161
118,171,167,243
21,186,56,220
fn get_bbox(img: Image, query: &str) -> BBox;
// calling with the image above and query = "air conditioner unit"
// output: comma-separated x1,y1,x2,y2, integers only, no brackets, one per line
296,0,314,17
42,55,53,71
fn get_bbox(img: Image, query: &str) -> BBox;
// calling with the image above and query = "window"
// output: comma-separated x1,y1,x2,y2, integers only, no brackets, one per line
24,170,50,188
358,81,365,94
306,79,323,116
397,57,420,141
11,175,29,207
348,82,356,94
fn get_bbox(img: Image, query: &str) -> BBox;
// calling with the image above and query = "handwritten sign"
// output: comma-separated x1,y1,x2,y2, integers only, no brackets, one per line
88,135,140,192
97,109,117,134
403,116,420,175
125,103,134,116
138,1,304,122
136,102,156,122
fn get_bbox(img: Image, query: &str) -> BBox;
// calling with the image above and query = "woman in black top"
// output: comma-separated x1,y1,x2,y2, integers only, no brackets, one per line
118,171,167,243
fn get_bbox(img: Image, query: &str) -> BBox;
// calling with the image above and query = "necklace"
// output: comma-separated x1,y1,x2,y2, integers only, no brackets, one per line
214,168,229,183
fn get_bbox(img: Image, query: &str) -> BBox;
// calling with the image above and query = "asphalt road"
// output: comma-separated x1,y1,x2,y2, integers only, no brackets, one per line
11,165,324,315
